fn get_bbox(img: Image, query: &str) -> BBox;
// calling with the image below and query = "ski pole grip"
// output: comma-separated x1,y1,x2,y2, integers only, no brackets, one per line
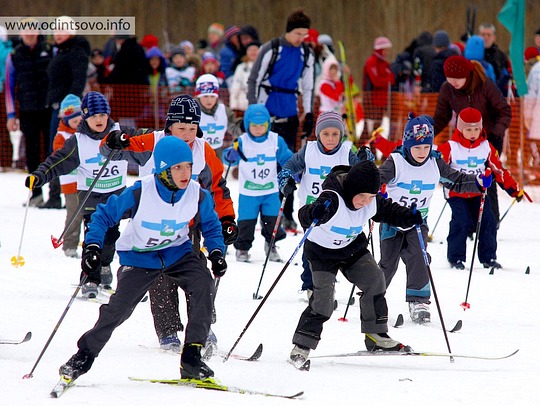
411,202,417,215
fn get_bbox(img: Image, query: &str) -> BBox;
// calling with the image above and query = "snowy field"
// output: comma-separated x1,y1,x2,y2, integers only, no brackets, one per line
1,170,538,405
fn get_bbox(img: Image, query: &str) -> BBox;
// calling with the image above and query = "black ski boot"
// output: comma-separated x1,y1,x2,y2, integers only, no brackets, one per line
180,343,214,380
59,349,95,380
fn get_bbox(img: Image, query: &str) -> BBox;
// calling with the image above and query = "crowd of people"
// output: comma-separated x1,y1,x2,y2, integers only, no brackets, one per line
2,8,537,384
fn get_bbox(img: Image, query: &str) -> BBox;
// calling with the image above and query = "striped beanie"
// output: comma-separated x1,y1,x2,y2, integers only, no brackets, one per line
224,25,241,40
60,94,81,121
457,108,483,133
81,91,110,119
315,111,344,139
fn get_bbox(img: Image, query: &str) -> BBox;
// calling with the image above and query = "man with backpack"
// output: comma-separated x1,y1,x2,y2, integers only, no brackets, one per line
247,8,316,232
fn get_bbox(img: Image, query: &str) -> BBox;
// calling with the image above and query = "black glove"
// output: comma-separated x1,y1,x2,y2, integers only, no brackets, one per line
301,113,314,139
403,205,424,227
25,173,43,190
106,130,130,150
282,177,297,196
312,200,330,223
81,243,102,283
221,218,238,245
209,249,227,277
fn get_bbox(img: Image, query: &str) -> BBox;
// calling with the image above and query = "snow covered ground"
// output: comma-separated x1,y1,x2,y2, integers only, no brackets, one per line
1,170,538,405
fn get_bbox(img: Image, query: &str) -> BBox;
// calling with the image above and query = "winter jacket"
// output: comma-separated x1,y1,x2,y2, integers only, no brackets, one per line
363,52,395,108
5,38,51,116
46,36,91,107
433,80,511,143
84,178,225,269
52,119,78,194
437,129,519,199
524,59,540,140
484,43,512,95
219,41,240,80
229,60,253,111
298,165,419,262
318,57,348,113
108,37,149,85
428,48,459,93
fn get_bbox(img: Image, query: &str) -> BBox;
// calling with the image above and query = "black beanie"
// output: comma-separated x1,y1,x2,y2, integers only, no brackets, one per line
343,161,380,203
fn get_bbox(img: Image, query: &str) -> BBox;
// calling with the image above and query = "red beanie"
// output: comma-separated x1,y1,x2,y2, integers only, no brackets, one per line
457,108,483,133
444,55,474,78
141,34,159,49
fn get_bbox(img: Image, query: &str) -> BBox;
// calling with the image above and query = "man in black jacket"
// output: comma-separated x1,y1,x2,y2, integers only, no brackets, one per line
5,27,52,206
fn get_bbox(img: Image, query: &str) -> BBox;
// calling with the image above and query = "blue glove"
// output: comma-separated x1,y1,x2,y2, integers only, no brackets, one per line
224,147,240,164
476,170,493,189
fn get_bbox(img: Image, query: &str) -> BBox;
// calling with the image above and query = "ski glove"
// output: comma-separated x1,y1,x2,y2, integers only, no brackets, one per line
279,170,297,196
221,217,239,245
223,147,240,164
403,206,424,227
209,249,227,277
81,243,102,282
476,169,493,189
311,200,331,223
25,173,43,190
301,113,314,139
106,130,130,150
512,189,527,202
357,146,376,162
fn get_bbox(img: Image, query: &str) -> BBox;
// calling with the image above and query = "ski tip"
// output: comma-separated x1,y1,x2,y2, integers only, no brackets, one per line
393,314,404,328
489,267,495,275
525,266,530,274
449,320,463,333
22,331,32,343
247,343,264,361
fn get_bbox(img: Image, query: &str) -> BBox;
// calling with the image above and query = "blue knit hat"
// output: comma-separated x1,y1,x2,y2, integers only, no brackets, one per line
60,94,82,121
81,91,110,119
243,104,270,137
153,136,193,174
403,112,434,151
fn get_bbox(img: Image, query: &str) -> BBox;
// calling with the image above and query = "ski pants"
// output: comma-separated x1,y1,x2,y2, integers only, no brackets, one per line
447,195,498,264
293,250,389,350
149,228,210,340
234,193,286,251
378,224,431,303
62,192,83,252
77,251,215,357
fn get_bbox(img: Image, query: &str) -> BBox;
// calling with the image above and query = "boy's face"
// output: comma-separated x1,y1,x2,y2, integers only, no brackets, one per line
329,65,339,80
169,162,192,189
67,116,82,130
409,144,431,163
199,95,217,110
203,62,217,73
285,28,309,47
171,54,186,68
462,126,482,141
319,127,341,151
352,193,376,209
246,45,259,61
149,56,161,70
169,122,198,145
86,113,109,132
249,123,268,137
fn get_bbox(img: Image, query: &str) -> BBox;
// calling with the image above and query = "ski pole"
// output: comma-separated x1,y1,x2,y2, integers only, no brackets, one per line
224,161,232,180
412,204,454,362
338,284,356,322
253,195,288,300
51,152,116,248
23,275,88,379
461,168,491,310
11,177,36,268
225,200,330,361
428,199,448,241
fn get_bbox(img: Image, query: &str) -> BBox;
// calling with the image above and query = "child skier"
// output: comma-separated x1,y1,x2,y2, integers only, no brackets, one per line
101,94,237,352
53,94,83,258
278,111,370,295
437,107,526,270
378,113,490,323
289,160,423,369
195,73,241,160
25,91,140,297
165,47,196,90
223,103,293,262
58,136,227,383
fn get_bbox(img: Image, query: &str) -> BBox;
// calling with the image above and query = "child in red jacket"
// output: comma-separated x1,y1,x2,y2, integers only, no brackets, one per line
437,108,526,269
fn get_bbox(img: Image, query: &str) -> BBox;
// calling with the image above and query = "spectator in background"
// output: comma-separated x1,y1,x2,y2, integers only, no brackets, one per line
230,41,260,111
317,34,335,58
239,25,260,50
412,31,435,92
363,36,395,138
199,52,226,87
478,23,513,96
524,47,540,142
107,35,149,85
90,49,107,84
464,35,496,83
146,46,168,89
247,8,316,232
5,22,52,206
429,30,458,93
180,40,202,76
166,47,196,90
0,26,13,92
534,29,540,52
207,23,224,57
220,26,242,87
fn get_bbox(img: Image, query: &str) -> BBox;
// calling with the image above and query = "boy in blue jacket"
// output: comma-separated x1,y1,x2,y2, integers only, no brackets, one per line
58,136,227,383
